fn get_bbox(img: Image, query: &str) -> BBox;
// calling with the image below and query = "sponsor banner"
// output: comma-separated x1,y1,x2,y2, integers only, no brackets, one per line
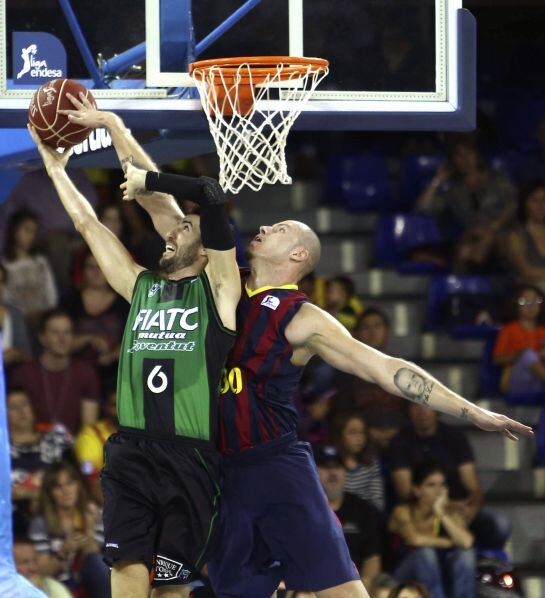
12,32,66,85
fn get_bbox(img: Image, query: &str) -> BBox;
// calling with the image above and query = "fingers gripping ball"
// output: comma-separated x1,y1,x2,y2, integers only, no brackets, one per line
28,78,96,149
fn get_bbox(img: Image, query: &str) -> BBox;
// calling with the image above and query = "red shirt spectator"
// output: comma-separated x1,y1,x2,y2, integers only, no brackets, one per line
10,310,99,435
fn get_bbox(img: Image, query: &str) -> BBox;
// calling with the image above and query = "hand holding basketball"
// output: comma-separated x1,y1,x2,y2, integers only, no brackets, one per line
27,124,70,174
120,163,147,201
58,91,109,129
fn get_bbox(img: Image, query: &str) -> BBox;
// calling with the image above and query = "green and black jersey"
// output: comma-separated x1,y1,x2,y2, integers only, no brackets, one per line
117,270,235,443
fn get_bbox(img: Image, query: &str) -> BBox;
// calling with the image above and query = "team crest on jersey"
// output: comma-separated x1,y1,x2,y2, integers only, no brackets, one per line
148,283,161,298
154,555,191,582
261,295,280,310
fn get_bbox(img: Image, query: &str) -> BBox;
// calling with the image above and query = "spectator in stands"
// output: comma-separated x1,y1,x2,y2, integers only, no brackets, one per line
368,573,398,598
71,202,130,286
0,263,32,371
388,462,475,598
63,249,128,378
504,182,545,287
333,411,385,512
315,445,382,588
297,388,334,446
332,308,409,452
416,137,517,273
13,536,72,598
10,309,100,435
8,388,72,522
299,272,327,308
389,581,431,598
29,461,110,597
493,284,545,394
75,385,118,505
388,404,511,552
325,275,364,330
2,208,58,325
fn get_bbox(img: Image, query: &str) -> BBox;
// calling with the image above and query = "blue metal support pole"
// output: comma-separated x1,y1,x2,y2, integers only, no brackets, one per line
195,0,263,56
90,0,263,81
57,0,106,88
102,42,147,78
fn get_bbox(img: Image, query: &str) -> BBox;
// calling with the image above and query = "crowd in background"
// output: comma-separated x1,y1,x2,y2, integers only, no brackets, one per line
1,120,544,597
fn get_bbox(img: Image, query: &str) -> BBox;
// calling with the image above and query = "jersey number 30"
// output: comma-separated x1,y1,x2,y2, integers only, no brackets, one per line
220,367,243,395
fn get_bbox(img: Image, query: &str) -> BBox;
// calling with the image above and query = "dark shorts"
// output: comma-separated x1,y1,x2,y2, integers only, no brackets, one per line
208,435,359,596
101,429,221,587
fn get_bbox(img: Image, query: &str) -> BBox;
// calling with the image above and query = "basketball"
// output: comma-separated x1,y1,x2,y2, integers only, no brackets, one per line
28,78,96,149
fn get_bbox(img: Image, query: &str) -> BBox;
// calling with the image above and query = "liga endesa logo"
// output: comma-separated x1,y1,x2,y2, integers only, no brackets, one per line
12,32,66,85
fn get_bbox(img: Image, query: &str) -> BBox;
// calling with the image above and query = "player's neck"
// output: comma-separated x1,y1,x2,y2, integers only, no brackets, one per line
247,261,298,290
163,263,202,282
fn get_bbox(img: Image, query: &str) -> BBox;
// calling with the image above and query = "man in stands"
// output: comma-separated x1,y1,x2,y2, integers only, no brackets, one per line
316,445,383,589
10,309,99,435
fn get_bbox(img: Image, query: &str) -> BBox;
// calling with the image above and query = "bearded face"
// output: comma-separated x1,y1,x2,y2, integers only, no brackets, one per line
159,237,202,274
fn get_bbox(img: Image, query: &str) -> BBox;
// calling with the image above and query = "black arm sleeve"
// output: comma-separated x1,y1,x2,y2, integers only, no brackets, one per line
145,172,226,206
145,172,234,251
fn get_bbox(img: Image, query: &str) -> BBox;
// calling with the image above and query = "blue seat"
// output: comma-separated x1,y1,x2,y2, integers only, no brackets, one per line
327,153,395,211
487,150,523,184
398,154,445,208
426,275,497,337
374,214,444,273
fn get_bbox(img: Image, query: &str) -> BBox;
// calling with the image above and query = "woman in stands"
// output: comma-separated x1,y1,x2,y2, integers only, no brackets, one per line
8,388,72,525
333,411,385,512
504,182,545,287
2,208,58,327
493,284,545,395
388,462,475,598
29,461,110,597
416,136,516,274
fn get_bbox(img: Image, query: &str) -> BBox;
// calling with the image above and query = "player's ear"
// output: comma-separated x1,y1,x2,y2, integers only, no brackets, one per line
290,245,309,264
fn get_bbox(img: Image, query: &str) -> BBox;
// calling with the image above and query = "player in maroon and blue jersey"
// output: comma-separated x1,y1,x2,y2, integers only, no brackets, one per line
202,221,532,598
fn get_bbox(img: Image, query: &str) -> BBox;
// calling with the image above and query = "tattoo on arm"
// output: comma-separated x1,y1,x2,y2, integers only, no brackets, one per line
461,407,469,420
393,367,435,405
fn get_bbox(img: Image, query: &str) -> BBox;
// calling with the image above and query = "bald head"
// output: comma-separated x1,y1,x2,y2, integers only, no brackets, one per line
290,221,321,279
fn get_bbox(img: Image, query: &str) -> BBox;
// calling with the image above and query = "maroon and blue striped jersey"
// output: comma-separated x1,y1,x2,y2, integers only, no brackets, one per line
218,282,308,455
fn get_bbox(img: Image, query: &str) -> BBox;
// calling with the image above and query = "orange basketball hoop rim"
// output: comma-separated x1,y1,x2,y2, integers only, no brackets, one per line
189,56,329,117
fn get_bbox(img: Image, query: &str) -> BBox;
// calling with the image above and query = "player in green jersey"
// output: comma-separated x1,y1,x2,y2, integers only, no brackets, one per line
29,122,240,598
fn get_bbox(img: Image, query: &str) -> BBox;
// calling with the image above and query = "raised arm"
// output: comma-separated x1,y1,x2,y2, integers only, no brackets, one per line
123,168,240,330
58,93,182,238
286,303,533,440
29,126,144,302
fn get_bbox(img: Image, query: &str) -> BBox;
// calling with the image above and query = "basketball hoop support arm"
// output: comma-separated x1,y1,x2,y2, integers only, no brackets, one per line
57,0,106,88
101,0,263,79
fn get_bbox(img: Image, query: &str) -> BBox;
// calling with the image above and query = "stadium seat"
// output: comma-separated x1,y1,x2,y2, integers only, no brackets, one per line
327,153,395,211
398,153,445,208
374,214,445,273
426,275,498,337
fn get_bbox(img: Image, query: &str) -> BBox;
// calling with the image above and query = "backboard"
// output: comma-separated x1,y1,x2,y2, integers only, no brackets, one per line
0,0,475,131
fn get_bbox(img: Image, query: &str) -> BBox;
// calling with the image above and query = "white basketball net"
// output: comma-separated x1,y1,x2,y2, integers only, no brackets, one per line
191,61,328,194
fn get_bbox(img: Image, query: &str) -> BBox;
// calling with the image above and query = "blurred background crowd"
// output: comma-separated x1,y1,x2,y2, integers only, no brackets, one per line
2,116,545,597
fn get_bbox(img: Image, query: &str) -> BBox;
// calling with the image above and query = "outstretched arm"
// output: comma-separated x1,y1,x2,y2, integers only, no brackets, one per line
29,126,144,302
286,303,533,440
58,93,182,238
